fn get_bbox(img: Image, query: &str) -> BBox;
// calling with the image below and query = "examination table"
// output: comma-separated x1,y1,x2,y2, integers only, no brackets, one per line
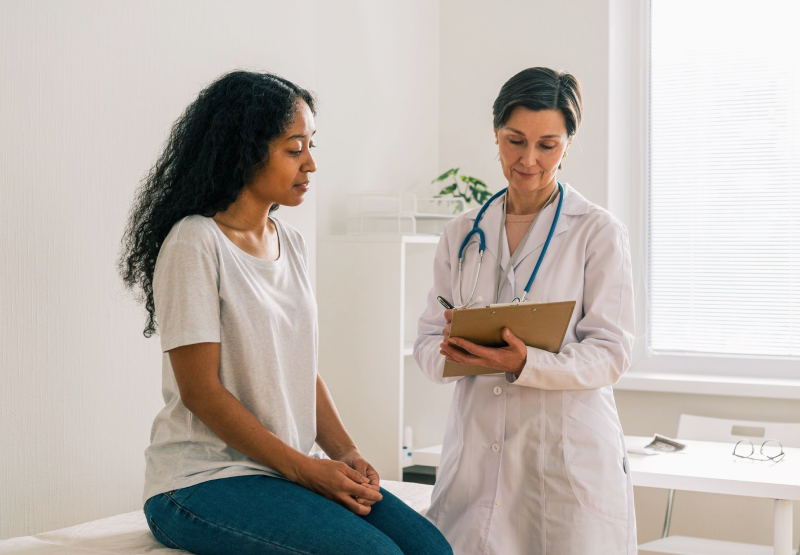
0,480,434,554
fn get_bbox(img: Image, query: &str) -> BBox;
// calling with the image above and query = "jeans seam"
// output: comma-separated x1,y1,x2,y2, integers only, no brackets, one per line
150,517,185,551
164,494,315,555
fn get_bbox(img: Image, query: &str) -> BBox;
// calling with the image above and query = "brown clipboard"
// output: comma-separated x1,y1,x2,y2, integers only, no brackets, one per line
443,300,576,377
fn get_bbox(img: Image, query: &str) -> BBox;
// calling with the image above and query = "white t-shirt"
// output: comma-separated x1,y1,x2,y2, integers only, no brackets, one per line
143,215,318,503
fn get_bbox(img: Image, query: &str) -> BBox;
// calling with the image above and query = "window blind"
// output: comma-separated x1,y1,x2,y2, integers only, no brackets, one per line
649,0,800,357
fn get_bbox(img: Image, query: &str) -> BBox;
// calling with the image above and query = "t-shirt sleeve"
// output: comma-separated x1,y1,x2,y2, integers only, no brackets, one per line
153,239,221,352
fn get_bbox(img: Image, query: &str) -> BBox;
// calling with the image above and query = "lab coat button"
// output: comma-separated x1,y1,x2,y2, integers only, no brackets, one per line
491,443,500,453
495,500,500,507
493,386,502,395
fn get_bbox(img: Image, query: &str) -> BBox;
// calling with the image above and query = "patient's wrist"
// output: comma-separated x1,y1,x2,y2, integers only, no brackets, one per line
329,445,359,462
281,450,313,483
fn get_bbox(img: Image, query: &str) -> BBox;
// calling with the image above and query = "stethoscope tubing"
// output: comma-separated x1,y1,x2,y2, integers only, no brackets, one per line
456,182,564,307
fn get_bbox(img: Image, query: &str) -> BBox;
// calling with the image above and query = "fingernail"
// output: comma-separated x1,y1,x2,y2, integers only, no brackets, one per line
450,339,459,346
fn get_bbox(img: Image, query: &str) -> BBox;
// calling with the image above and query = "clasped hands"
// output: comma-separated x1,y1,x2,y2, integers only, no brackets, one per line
293,449,381,516
439,308,528,376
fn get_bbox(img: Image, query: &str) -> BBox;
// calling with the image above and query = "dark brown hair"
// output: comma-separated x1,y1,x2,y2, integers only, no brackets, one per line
493,67,583,138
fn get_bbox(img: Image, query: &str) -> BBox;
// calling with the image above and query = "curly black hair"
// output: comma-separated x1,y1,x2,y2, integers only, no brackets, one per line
118,70,316,338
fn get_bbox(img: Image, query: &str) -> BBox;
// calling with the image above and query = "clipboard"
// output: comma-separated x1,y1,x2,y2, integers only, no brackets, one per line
443,300,576,377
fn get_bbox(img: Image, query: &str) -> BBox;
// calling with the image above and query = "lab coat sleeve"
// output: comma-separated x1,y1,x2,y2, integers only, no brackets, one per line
413,224,463,385
508,219,635,390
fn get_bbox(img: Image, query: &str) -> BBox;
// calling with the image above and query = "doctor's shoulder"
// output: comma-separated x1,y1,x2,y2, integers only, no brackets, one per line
440,206,481,249
575,199,629,249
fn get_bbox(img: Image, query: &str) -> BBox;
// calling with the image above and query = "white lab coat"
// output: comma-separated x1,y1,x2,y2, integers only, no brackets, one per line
414,184,636,555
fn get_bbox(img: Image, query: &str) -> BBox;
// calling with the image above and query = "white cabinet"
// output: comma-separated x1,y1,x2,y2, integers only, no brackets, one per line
318,235,455,480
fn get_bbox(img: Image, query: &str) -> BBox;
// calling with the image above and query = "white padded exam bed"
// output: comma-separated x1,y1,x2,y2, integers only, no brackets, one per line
0,480,433,554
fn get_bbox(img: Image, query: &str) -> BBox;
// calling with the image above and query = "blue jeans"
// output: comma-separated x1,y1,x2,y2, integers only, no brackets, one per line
144,474,452,555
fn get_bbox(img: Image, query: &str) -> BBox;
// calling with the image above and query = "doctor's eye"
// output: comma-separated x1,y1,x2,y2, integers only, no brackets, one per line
539,144,555,150
508,139,524,145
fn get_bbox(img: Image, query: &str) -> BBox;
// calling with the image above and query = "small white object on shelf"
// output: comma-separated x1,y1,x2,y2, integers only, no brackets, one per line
347,191,466,235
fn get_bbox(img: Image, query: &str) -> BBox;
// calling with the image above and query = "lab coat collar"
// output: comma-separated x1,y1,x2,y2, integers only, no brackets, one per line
465,183,590,271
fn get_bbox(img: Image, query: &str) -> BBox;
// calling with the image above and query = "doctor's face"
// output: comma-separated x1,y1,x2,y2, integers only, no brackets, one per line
494,107,571,196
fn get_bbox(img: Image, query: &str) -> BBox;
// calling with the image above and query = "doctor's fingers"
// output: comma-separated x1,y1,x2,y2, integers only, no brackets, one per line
439,347,460,363
440,342,485,366
440,341,471,360
449,338,496,359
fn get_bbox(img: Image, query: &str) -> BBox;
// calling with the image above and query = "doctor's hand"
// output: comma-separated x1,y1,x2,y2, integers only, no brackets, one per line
440,327,528,376
442,309,454,345
293,457,382,516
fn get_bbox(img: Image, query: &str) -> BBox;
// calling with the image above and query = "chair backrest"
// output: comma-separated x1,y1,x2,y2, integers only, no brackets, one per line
677,414,800,448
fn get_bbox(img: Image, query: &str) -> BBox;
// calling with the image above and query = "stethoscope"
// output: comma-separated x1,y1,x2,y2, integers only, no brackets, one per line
456,182,564,308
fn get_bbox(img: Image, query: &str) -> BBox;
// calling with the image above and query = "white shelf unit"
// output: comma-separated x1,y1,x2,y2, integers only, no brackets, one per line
346,192,465,235
318,234,456,480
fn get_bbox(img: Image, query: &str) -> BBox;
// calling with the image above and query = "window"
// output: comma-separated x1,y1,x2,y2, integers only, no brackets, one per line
649,0,800,358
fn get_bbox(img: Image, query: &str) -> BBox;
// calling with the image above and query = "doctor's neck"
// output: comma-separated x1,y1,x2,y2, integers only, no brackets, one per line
505,179,558,216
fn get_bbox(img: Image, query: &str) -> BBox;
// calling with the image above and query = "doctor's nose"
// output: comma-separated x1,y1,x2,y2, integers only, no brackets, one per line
519,147,538,168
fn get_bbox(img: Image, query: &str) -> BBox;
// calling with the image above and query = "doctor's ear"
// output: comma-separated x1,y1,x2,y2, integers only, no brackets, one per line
559,144,571,171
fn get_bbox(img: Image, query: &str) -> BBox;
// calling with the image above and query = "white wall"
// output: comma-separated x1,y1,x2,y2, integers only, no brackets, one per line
0,0,317,539
314,1,440,236
438,0,610,205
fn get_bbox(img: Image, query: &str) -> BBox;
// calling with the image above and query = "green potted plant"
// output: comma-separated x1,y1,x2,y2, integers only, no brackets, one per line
433,168,492,208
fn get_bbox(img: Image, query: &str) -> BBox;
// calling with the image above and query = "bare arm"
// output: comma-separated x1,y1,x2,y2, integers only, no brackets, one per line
315,374,380,499
169,342,381,514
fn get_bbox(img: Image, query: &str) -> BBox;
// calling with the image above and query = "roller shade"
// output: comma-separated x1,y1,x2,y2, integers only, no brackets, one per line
649,0,800,357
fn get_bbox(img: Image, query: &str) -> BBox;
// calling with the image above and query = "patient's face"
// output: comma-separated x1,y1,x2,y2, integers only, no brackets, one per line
248,100,317,208
495,107,570,197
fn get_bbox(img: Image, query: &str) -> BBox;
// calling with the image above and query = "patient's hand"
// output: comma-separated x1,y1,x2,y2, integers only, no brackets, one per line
294,457,382,516
337,450,381,506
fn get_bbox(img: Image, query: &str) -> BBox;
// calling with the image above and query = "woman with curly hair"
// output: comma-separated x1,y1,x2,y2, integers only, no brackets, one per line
119,71,451,555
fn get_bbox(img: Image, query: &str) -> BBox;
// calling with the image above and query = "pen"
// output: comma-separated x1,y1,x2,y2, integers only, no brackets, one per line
437,296,455,310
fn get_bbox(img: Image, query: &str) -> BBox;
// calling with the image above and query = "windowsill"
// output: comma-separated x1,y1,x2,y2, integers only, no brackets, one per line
614,372,800,400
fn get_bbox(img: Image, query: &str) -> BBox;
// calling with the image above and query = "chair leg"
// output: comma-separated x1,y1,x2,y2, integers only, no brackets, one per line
661,489,675,539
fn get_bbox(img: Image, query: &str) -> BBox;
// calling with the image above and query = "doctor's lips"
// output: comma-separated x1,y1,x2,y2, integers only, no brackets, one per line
293,180,310,191
513,169,539,178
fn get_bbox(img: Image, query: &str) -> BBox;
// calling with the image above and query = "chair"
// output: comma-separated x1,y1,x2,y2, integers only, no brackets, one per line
638,414,800,555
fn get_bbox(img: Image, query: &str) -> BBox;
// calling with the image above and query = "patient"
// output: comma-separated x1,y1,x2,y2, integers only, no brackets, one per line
119,70,451,555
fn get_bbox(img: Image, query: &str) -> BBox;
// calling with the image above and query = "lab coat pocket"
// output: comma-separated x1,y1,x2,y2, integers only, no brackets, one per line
563,392,628,524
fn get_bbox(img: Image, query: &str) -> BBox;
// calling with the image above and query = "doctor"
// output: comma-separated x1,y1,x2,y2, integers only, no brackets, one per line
414,67,636,554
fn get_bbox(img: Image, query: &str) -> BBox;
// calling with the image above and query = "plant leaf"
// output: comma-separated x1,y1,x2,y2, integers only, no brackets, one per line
439,184,457,195
432,168,459,183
